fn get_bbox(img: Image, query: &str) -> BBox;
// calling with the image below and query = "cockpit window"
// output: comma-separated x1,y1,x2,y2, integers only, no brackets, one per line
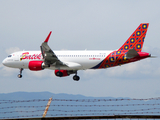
8,55,12,57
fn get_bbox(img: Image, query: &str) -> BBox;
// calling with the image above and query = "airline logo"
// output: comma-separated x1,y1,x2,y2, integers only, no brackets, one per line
20,52,42,61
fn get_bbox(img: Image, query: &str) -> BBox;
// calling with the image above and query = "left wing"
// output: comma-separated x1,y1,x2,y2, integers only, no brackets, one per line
40,31,66,67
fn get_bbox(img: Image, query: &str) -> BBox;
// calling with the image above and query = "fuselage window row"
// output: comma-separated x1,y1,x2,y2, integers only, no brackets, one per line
57,55,105,57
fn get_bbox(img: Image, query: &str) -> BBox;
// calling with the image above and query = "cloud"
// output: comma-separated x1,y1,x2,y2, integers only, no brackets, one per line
143,46,160,57
25,69,56,79
104,58,160,80
0,63,18,77
5,47,21,55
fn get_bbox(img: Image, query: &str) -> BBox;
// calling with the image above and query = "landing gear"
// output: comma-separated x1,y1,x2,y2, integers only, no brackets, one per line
73,70,80,81
18,74,22,78
73,75,80,81
73,71,80,81
18,68,23,78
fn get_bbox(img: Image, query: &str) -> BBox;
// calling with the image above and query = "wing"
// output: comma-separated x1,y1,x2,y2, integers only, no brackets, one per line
40,31,66,67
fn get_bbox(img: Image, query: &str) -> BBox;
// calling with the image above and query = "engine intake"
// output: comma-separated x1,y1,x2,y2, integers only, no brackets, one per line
55,70,76,77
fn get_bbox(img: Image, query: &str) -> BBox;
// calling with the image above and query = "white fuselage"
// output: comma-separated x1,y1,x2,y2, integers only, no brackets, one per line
2,23,150,80
2,50,113,70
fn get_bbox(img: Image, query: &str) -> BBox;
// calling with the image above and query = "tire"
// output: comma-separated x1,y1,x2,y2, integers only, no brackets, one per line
73,75,80,81
18,74,22,78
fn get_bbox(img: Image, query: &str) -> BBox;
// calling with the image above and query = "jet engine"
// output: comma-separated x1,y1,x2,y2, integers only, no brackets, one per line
28,61,49,71
55,70,76,77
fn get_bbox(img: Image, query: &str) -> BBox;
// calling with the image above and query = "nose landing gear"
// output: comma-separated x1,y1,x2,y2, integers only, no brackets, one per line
18,68,23,78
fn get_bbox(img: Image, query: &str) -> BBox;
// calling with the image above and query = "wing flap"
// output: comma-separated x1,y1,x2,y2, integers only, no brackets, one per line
63,62,82,69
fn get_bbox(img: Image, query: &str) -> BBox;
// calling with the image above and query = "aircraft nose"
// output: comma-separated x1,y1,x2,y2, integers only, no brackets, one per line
2,59,7,66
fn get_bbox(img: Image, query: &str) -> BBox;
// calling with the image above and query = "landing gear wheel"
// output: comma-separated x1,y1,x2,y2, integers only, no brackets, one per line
18,68,23,78
73,75,80,81
18,74,22,78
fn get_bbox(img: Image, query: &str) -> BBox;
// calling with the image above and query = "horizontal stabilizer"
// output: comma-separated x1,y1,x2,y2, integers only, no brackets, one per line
126,49,139,59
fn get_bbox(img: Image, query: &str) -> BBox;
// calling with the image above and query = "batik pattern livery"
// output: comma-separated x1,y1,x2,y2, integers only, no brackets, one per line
92,23,149,69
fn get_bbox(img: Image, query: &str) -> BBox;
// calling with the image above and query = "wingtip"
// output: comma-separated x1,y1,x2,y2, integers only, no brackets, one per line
44,31,52,43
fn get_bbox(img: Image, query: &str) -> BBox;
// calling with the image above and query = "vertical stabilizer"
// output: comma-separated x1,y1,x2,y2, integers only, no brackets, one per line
118,23,149,52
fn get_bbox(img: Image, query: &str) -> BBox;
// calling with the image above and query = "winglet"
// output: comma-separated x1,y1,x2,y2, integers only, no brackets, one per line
44,31,52,43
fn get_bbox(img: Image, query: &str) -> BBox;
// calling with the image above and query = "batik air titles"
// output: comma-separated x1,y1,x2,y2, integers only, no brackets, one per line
2,23,151,81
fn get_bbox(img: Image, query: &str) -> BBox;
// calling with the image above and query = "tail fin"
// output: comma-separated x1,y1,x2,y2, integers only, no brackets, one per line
118,23,149,52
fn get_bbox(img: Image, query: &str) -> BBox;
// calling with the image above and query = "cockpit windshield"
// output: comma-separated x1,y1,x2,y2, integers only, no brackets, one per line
8,55,12,57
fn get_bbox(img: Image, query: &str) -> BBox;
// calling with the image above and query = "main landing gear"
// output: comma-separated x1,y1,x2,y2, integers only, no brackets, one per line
18,68,23,78
73,71,80,81
73,75,80,81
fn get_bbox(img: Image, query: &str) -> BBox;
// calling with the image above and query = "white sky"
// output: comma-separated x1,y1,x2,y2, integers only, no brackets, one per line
0,0,160,98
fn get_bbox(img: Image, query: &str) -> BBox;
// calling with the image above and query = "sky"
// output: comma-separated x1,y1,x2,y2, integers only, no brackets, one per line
0,0,160,99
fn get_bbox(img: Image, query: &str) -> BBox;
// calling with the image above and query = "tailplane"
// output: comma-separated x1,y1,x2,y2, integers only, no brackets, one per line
118,23,149,52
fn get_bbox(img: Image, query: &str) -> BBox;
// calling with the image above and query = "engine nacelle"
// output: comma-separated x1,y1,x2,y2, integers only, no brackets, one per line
55,70,77,77
55,70,69,77
28,61,44,71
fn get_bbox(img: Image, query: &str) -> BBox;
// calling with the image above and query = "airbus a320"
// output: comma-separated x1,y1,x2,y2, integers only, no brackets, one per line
2,23,151,81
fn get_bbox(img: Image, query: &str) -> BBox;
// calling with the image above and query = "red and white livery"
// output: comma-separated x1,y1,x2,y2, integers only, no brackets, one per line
2,23,151,81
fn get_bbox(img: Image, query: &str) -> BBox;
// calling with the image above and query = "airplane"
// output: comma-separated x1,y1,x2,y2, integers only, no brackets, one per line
2,23,151,81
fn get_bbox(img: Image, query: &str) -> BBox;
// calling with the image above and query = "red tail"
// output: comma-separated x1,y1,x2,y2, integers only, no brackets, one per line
118,23,149,52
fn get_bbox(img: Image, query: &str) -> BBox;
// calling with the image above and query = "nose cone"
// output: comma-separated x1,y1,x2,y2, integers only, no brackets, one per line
2,59,7,66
